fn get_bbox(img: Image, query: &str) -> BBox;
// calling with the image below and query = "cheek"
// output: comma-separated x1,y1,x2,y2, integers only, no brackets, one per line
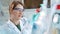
12,12,17,17
15,13,19,17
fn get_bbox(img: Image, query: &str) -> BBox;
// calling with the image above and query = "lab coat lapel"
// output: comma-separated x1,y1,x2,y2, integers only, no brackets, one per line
7,20,21,34
19,19,24,31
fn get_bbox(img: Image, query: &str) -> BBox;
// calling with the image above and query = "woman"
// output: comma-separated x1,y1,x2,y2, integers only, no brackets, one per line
0,0,32,34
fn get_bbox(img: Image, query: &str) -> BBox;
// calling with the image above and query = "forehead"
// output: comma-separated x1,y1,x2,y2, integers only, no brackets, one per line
16,4,24,9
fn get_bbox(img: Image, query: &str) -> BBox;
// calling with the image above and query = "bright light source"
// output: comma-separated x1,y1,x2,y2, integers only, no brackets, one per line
53,14,59,23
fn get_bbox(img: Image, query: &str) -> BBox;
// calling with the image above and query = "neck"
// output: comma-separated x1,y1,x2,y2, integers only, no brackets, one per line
10,18,20,25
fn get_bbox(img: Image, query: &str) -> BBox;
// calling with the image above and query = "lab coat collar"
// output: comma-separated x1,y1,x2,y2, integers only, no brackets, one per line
7,20,21,34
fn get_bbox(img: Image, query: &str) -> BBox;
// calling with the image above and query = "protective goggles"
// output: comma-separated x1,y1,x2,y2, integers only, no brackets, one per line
13,8,24,12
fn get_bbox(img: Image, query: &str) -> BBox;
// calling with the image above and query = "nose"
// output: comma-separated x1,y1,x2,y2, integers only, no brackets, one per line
18,11,22,15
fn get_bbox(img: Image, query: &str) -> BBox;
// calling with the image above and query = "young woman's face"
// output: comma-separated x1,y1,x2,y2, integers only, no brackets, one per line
12,4,24,20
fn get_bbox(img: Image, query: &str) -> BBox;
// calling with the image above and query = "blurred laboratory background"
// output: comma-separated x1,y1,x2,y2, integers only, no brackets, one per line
0,0,60,34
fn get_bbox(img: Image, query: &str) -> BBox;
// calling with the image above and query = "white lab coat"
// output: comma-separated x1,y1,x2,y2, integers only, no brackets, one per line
0,17,32,34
